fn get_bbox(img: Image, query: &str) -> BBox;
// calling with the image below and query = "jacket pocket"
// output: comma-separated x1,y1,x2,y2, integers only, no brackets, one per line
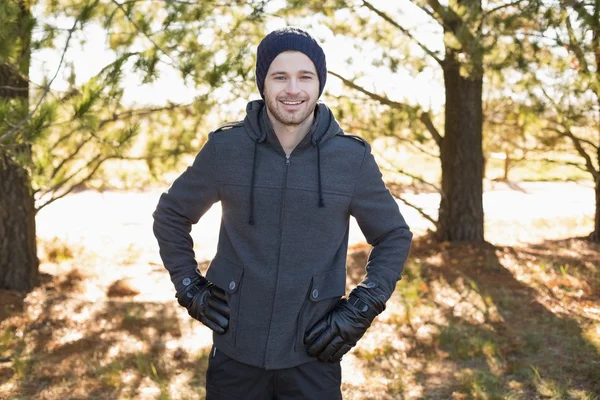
295,268,347,352
205,255,244,347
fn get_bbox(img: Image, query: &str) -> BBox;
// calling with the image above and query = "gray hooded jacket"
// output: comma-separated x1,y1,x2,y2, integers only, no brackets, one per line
152,99,412,369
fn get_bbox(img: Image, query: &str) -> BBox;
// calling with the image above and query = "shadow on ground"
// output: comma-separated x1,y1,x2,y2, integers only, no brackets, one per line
2,240,599,399
348,237,600,399
0,269,211,399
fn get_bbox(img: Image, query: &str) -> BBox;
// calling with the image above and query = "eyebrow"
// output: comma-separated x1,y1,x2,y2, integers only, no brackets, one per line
270,70,316,76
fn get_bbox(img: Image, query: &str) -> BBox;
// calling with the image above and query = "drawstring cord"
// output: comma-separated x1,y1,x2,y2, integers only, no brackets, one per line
248,138,259,225
316,137,325,208
249,134,326,225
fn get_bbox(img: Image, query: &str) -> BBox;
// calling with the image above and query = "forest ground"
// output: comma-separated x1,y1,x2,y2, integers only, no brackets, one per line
1,181,598,399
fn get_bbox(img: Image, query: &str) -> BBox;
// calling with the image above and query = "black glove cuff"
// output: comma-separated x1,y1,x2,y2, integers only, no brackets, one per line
176,277,207,309
348,293,370,313
349,286,386,318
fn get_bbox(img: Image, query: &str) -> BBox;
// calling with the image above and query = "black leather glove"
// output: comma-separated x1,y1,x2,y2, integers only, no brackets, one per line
304,286,384,363
176,276,230,334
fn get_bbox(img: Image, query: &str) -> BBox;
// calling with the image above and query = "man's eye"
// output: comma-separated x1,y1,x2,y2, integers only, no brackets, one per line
300,76,312,80
274,76,286,80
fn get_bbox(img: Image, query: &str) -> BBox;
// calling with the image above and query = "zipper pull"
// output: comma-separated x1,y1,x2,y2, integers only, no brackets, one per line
286,156,290,166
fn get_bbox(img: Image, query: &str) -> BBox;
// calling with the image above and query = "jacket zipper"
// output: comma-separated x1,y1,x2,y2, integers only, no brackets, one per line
279,156,290,230
263,154,291,368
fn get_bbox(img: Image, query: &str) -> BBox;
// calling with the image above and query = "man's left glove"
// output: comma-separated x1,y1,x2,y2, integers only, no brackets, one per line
176,275,230,334
304,286,385,363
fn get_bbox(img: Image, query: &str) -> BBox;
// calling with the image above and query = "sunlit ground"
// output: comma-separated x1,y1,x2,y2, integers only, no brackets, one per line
1,180,598,399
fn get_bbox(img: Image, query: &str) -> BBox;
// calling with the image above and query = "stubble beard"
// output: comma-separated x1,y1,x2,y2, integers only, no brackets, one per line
265,95,317,127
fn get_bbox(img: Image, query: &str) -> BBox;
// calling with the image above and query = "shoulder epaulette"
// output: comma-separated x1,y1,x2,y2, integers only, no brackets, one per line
335,131,367,146
213,120,244,133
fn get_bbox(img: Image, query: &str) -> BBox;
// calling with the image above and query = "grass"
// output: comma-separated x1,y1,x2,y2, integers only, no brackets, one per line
1,195,599,399
344,234,600,399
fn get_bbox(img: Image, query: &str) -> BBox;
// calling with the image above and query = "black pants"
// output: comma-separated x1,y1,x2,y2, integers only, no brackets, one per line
205,345,343,399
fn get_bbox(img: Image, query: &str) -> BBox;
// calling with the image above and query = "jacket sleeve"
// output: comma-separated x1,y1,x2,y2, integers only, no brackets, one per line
349,143,413,308
152,133,220,294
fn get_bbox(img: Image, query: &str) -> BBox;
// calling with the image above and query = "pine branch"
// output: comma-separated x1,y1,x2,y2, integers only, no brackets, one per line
0,85,28,92
0,1,100,144
426,0,475,47
483,0,530,17
50,102,193,151
38,154,104,199
387,182,439,227
523,157,590,175
380,155,442,194
565,9,590,74
36,155,106,212
563,130,600,178
50,136,92,180
328,71,404,108
328,70,444,145
546,124,599,150
362,0,444,66
393,136,440,158
419,111,443,146
111,0,174,64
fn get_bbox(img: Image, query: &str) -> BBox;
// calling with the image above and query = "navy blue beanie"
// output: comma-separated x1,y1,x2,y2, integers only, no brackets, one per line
256,27,327,99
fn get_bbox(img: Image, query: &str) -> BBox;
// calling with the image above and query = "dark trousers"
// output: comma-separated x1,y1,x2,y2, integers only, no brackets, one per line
205,345,343,400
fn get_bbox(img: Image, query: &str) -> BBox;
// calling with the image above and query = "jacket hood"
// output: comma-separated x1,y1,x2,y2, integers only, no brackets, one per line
243,99,342,146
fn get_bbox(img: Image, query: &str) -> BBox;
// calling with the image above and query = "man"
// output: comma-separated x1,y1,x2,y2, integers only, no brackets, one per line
153,27,412,399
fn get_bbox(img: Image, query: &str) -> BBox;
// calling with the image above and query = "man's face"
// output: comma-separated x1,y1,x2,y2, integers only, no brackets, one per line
263,51,320,126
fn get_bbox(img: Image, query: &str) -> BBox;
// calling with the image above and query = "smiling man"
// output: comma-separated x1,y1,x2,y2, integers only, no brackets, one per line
153,27,413,399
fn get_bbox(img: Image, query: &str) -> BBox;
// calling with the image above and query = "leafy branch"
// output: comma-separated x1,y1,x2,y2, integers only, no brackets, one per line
328,70,443,145
0,0,100,144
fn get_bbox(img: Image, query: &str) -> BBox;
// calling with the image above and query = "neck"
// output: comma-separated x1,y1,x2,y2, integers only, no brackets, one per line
266,107,315,156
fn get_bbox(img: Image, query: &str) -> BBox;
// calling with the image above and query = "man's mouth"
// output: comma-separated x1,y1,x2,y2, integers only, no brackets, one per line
280,100,304,105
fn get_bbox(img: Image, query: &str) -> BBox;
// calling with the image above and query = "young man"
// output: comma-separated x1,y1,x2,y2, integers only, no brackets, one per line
153,27,412,399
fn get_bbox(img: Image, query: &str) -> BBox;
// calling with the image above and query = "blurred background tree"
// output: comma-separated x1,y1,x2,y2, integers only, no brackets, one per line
279,0,544,242
0,0,269,290
1,0,598,291
0,0,38,291
522,0,599,241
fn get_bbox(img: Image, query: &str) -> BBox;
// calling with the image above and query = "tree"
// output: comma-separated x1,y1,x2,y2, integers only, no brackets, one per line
0,0,38,291
524,0,600,241
0,0,269,291
280,0,541,242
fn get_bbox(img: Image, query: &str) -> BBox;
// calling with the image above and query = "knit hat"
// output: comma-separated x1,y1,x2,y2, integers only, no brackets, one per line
255,27,327,99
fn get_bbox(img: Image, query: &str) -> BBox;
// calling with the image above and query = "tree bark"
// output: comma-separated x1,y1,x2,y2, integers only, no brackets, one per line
0,150,39,291
437,52,485,242
592,177,600,242
0,0,39,291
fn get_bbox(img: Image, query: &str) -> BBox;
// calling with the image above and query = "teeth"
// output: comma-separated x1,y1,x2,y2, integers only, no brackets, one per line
282,101,302,105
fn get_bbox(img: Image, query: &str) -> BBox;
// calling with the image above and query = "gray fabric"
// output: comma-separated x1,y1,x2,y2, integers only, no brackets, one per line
152,99,413,369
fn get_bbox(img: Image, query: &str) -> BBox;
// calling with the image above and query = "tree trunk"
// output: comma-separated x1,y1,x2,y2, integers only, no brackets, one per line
592,174,600,243
504,153,510,181
437,54,485,242
592,1,600,243
0,0,39,291
0,150,39,291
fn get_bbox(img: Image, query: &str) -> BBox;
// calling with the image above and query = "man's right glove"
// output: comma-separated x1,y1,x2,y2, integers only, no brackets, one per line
304,286,385,363
176,275,230,334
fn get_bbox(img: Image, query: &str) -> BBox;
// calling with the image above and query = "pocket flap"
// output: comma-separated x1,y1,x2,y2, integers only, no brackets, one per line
205,256,244,294
309,268,346,302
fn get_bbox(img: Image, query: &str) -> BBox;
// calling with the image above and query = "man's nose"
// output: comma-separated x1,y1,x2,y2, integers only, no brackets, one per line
285,78,301,95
